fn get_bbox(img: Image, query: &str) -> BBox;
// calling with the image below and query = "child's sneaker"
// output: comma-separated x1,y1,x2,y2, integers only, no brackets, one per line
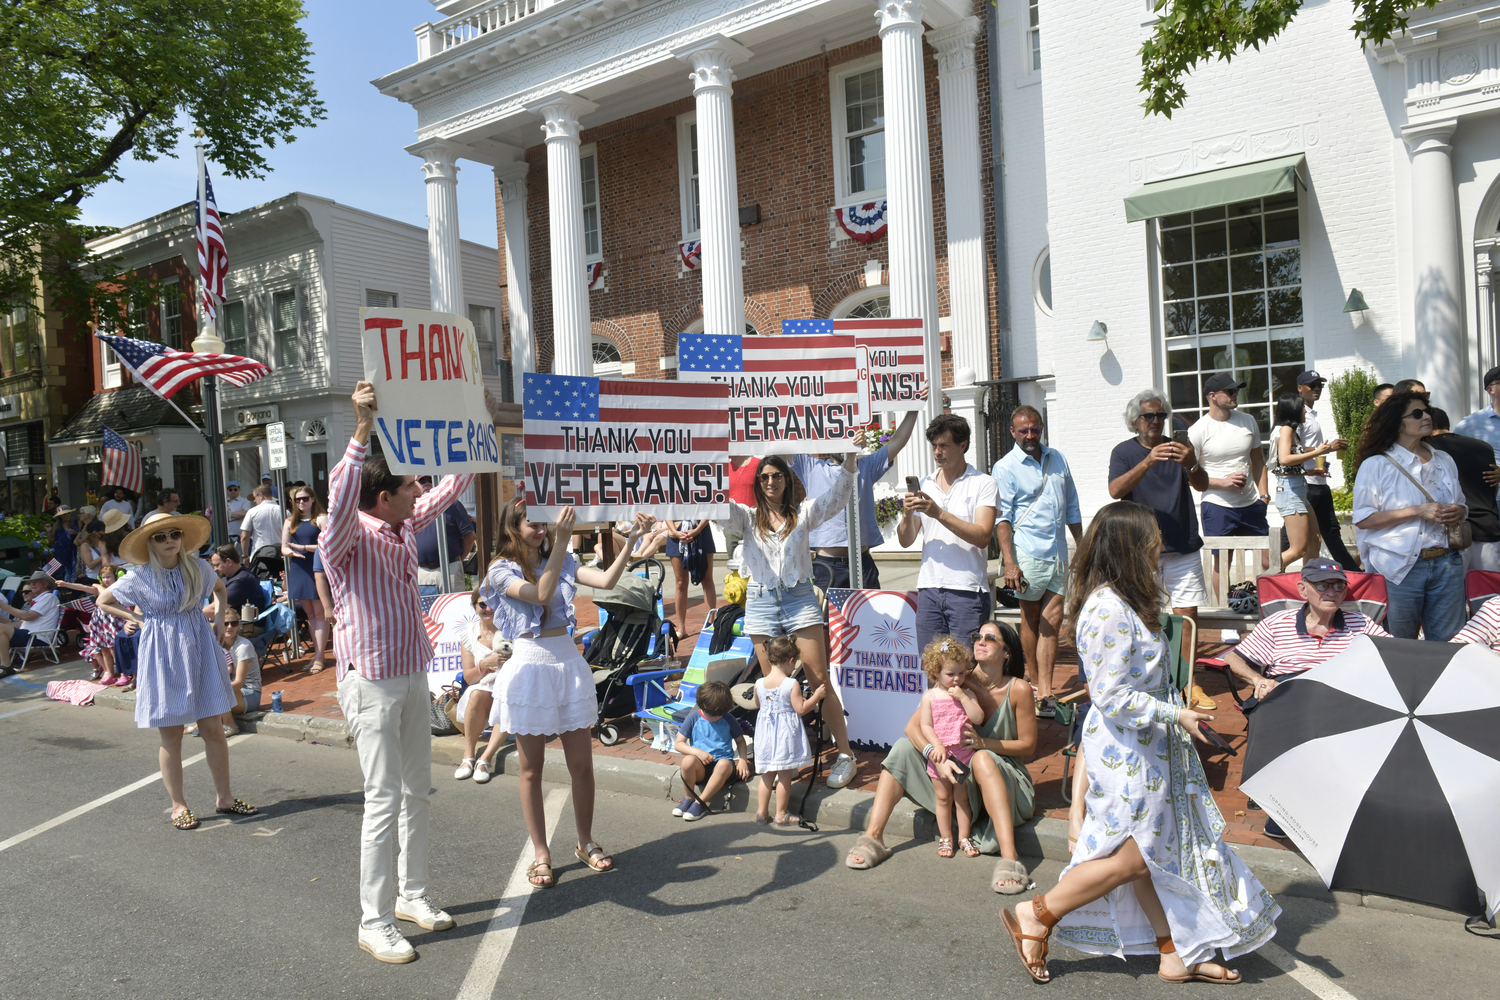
671,796,692,817
682,800,707,821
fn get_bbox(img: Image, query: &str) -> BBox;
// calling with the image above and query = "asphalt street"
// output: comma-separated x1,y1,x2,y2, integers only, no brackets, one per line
2,670,1497,1000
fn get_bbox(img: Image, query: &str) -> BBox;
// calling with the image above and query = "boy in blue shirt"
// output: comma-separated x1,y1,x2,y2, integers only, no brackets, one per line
672,681,750,821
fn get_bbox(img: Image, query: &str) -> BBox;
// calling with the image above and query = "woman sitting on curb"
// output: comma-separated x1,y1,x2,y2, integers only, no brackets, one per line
845,621,1036,892
454,588,512,784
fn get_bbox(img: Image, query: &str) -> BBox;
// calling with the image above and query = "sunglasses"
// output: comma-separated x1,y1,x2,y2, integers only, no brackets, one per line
969,630,1002,644
150,529,184,543
1402,408,1431,420
1140,412,1168,422
476,601,491,611
759,472,785,483
223,620,241,628
295,496,313,503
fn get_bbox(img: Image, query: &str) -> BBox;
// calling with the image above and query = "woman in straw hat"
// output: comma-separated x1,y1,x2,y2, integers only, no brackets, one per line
97,511,259,829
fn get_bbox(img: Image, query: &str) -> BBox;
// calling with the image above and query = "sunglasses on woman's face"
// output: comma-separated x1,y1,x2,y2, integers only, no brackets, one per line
224,620,241,628
476,601,491,611
295,496,313,504
1402,408,1431,421
150,529,184,544
759,472,784,483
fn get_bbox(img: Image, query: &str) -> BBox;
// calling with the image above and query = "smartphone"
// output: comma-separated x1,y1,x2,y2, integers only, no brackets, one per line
1198,722,1237,756
905,475,922,494
1172,428,1190,446
947,756,972,779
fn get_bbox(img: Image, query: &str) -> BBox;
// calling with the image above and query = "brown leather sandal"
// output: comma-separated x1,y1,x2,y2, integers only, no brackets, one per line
1156,935,1242,984
1001,893,1059,984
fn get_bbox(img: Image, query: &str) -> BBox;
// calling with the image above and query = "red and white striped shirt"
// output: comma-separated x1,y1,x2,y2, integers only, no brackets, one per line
1451,598,1500,649
322,439,473,681
1234,605,1389,678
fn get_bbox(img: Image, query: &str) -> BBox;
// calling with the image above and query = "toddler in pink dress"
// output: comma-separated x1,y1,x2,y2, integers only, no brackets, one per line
918,636,985,858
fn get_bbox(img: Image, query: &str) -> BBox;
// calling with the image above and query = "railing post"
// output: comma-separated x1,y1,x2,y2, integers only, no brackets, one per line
415,22,438,60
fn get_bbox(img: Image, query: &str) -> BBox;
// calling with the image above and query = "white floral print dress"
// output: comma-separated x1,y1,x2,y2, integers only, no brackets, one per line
1056,587,1280,966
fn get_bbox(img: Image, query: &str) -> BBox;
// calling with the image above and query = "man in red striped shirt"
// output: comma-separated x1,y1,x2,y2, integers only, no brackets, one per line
327,381,474,964
1222,559,1389,703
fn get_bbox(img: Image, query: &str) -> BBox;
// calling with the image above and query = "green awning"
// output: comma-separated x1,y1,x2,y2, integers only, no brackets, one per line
1123,153,1306,223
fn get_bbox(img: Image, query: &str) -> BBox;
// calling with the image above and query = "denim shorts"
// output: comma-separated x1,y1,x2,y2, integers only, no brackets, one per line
1274,475,1309,516
743,579,824,637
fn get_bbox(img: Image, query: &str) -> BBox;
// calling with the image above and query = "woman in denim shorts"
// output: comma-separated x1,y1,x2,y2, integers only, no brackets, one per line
1271,392,1341,566
720,452,862,788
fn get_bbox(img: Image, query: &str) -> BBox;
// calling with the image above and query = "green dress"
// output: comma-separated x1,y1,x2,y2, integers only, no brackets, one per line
880,680,1035,853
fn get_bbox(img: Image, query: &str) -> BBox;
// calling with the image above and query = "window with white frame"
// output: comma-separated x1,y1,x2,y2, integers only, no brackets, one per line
97,307,122,388
366,289,398,308
592,335,622,377
678,114,701,240
1027,0,1041,72
1033,248,1053,315
469,304,497,374
1160,192,1304,440
581,145,602,261
128,294,152,339
832,60,886,203
273,289,299,369
221,300,247,358
160,280,182,349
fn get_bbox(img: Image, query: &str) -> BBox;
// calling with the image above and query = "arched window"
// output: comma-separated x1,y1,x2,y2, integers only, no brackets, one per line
592,336,622,377
830,288,891,319
681,319,758,336
1033,247,1053,316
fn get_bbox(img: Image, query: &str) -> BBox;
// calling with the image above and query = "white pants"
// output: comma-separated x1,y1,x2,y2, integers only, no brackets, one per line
417,560,465,591
1464,540,1500,574
336,670,432,930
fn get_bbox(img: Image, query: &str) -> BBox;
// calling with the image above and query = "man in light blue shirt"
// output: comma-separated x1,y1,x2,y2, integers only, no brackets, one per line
992,405,1082,718
789,403,924,591
1454,365,1500,466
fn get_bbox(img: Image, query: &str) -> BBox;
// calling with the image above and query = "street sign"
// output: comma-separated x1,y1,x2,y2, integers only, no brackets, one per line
266,421,287,471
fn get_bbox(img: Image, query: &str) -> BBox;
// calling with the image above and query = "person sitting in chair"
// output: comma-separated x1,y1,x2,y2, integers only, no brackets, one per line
0,572,64,676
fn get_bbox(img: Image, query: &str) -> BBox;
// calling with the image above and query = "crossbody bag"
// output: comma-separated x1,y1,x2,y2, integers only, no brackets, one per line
1383,455,1472,551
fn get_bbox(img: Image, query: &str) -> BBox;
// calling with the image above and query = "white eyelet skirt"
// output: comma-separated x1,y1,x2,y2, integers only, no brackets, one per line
489,634,597,737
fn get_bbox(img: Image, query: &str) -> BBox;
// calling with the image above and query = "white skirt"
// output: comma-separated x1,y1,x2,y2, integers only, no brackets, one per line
489,634,597,737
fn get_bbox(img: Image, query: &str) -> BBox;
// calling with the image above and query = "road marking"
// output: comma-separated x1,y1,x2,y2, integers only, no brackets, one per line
0,733,254,854
1259,941,1359,1000
455,787,568,1000
0,704,44,720
2,675,45,688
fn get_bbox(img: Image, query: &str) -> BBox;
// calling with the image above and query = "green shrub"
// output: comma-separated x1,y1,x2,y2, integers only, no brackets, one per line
1330,485,1353,513
1328,367,1378,486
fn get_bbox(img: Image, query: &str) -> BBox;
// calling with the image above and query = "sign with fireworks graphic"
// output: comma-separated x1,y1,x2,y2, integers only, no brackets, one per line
826,588,925,748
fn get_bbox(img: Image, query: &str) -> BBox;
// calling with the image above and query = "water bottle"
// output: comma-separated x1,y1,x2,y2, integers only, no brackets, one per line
271,690,283,713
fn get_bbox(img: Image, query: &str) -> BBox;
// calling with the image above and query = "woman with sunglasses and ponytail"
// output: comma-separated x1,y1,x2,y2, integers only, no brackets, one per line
97,511,258,830
1353,390,1469,639
283,485,331,672
720,450,861,788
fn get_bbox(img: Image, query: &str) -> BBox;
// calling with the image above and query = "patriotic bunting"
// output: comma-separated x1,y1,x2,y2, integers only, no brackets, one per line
679,240,702,270
834,200,888,243
585,261,604,290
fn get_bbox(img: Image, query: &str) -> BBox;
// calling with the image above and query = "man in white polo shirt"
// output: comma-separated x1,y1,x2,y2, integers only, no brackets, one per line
898,413,998,653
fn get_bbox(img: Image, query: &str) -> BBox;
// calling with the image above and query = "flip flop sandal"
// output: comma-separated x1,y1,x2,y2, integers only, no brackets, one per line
575,842,615,872
959,837,981,858
171,809,199,831
937,838,955,858
215,799,259,816
845,833,893,870
526,860,554,888
991,858,1031,895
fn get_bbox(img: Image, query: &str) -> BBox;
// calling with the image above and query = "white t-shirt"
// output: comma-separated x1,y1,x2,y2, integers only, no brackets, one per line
1188,409,1261,508
228,636,261,692
914,464,999,593
225,496,253,533
241,502,284,555
1297,405,1329,486
100,498,134,524
25,590,61,634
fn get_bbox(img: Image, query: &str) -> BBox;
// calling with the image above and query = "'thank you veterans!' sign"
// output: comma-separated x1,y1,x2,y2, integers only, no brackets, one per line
677,326,861,455
360,307,502,475
522,372,731,521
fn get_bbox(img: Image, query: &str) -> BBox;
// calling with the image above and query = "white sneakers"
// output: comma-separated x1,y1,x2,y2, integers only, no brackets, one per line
454,758,476,780
827,753,858,789
395,894,455,931
358,923,416,964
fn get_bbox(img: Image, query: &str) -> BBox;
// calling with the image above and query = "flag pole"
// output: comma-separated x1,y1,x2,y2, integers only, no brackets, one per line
193,138,229,548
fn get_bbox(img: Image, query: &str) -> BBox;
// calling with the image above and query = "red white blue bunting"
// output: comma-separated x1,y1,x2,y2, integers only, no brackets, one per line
679,240,702,270
834,199,888,243
585,261,604,289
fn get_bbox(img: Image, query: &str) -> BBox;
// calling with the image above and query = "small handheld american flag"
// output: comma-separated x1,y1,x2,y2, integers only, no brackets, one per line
101,427,143,495
94,332,269,399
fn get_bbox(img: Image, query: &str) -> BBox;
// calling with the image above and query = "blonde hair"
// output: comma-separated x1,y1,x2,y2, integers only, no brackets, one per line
148,547,204,613
922,634,975,684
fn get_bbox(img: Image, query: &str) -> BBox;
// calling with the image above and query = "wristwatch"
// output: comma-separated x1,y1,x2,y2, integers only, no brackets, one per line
1258,493,1271,502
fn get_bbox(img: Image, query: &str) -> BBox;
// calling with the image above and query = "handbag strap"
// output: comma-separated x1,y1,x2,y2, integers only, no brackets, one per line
1382,454,1437,504
1011,452,1053,531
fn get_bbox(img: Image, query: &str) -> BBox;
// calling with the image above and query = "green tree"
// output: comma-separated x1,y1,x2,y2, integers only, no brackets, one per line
1140,1,1440,117
0,0,324,320
1328,365,1379,486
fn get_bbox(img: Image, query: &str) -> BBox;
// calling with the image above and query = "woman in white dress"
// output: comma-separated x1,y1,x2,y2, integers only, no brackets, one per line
1001,501,1279,984
452,588,512,784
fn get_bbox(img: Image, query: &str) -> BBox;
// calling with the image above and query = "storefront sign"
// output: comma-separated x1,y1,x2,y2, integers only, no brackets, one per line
827,588,926,747
234,404,279,427
0,395,19,418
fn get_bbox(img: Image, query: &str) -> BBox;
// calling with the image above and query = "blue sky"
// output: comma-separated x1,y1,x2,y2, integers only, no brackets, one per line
78,1,499,249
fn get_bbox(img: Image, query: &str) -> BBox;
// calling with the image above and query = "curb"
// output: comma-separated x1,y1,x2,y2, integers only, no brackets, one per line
89,688,1474,924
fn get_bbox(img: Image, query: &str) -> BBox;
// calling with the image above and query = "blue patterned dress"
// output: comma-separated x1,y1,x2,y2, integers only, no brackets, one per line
108,558,234,729
1056,587,1280,966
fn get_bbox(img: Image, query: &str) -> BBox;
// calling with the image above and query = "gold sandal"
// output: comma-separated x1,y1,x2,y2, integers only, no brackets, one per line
525,859,554,887
574,842,615,872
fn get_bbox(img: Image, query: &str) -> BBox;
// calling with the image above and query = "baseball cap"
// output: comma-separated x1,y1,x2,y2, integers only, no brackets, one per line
1301,558,1348,584
1203,373,1247,394
227,480,239,488
1484,365,1500,388
1296,370,1325,386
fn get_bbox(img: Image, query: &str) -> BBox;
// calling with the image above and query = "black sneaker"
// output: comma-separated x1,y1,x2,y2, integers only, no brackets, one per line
1264,817,1287,839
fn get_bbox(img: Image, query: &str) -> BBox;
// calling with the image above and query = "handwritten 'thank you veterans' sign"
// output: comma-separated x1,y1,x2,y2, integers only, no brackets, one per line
829,317,928,412
827,588,926,747
522,372,730,521
360,308,502,475
677,327,861,455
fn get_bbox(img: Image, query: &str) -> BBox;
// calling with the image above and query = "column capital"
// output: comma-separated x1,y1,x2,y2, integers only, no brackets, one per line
875,0,925,36
526,93,598,142
494,160,530,203
1402,119,1458,155
927,15,981,75
673,34,753,92
407,138,468,182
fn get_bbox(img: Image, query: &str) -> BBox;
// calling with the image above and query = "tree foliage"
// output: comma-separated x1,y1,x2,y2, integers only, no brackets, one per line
1140,1,1440,117
1328,365,1379,486
0,0,324,320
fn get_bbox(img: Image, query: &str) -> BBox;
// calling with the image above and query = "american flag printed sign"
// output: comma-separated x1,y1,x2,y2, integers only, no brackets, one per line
826,588,925,747
101,427,143,494
787,317,928,412
522,372,731,521
677,326,861,455
421,592,476,688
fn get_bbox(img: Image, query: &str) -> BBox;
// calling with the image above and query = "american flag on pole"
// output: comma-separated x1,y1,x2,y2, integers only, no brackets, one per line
196,147,228,322
522,372,729,520
94,333,269,398
677,328,861,455
101,427,143,494
785,317,928,412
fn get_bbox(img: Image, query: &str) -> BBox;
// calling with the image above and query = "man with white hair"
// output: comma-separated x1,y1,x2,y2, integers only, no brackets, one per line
0,572,63,676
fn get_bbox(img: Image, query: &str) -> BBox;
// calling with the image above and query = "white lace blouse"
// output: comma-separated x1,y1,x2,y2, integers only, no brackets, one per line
720,467,852,589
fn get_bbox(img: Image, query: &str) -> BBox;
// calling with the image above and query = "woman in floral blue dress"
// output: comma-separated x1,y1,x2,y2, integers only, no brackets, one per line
1001,502,1279,984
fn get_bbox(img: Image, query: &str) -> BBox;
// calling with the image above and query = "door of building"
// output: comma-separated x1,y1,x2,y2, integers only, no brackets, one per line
309,451,328,507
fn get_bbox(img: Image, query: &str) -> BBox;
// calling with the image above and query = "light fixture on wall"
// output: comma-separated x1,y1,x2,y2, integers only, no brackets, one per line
1343,288,1370,314
1087,320,1108,342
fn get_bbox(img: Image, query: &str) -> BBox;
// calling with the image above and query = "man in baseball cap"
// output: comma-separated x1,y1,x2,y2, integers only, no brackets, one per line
1294,371,1358,570
1454,365,1500,476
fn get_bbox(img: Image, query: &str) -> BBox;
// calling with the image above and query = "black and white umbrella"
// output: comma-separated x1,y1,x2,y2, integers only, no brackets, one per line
1241,635,1500,918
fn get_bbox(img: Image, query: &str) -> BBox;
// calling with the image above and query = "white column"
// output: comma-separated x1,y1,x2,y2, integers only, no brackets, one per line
411,140,466,314
1478,252,1494,411
1402,121,1466,412
528,93,597,376
496,160,533,404
675,35,752,338
929,16,988,385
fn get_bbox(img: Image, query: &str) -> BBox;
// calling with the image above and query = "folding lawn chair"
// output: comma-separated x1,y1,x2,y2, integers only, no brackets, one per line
11,626,66,668
256,601,299,670
1465,570,1500,616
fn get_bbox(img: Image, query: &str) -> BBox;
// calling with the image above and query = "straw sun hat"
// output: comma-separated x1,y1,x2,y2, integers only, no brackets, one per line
99,508,132,533
117,511,212,566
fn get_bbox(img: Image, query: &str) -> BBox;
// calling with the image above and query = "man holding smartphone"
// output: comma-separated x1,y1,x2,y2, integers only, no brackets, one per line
1295,371,1358,570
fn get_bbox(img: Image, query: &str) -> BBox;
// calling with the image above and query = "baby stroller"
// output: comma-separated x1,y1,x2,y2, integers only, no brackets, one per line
582,558,674,745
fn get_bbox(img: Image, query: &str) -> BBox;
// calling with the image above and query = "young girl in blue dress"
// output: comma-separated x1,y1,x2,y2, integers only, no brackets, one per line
97,512,258,830
750,636,825,826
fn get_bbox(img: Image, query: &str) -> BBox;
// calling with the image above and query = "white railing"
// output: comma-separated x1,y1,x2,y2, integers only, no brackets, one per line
417,0,556,60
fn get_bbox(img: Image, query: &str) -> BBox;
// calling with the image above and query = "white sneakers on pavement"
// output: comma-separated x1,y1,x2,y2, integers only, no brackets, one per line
827,753,858,789
358,924,416,964
395,894,455,931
